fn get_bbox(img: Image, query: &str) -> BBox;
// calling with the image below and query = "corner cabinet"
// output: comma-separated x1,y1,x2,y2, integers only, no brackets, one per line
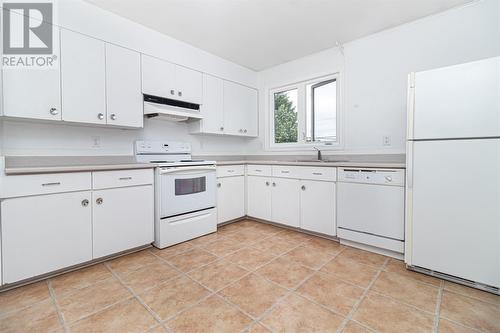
191,75,258,137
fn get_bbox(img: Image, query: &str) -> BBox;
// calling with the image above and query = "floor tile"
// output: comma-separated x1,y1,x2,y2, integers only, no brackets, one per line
304,236,344,255
165,248,217,272
187,232,225,247
261,293,344,333
226,229,268,244
275,229,313,244
321,256,378,288
438,319,479,333
371,271,439,312
147,325,169,333
0,299,62,333
201,238,245,257
219,273,288,318
384,259,441,287
342,321,373,332
256,257,313,289
297,271,364,315
353,291,434,333
166,295,252,333
57,277,132,324
337,247,387,268
224,247,277,270
440,290,500,333
140,275,210,320
251,237,297,256
283,244,337,270
443,281,500,306
150,242,194,259
249,223,284,235
68,298,156,333
119,262,179,293
217,223,244,235
107,250,160,275
187,259,248,291
0,281,50,314
50,264,113,299
248,323,272,333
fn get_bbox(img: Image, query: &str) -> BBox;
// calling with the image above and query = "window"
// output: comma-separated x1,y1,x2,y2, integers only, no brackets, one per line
270,75,339,149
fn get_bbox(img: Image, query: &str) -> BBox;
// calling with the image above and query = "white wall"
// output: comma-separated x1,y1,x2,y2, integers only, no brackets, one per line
0,0,258,156
253,0,500,155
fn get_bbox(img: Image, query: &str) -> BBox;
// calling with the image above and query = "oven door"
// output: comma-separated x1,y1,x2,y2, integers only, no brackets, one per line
159,165,216,218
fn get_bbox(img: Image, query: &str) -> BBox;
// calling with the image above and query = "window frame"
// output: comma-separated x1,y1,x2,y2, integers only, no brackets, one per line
268,73,342,151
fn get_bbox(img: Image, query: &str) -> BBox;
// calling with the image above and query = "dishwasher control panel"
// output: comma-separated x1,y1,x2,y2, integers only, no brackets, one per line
338,168,405,186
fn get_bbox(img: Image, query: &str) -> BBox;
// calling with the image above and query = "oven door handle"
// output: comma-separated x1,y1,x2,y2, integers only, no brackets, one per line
159,165,216,174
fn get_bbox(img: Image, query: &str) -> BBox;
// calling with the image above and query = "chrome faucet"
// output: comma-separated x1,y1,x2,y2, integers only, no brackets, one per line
313,147,322,161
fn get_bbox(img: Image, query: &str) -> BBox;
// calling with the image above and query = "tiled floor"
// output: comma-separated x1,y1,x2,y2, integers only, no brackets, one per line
0,219,499,333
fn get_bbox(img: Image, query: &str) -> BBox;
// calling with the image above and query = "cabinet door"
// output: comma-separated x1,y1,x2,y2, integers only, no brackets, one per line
2,28,61,121
247,176,272,220
61,29,106,124
271,178,300,227
200,74,224,134
175,65,202,104
223,81,258,136
217,176,245,224
300,180,336,236
141,54,175,98
1,191,92,283
93,185,154,258
105,43,143,127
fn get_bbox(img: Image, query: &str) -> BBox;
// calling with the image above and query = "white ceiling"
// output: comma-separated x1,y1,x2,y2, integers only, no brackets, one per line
85,0,474,71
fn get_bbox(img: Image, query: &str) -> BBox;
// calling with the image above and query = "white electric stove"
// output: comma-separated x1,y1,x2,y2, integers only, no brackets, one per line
135,141,217,248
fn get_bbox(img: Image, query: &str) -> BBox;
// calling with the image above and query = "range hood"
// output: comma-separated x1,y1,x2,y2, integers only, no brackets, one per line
143,94,203,122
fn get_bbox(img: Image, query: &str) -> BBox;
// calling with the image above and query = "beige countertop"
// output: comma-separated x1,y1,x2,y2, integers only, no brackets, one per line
2,156,155,175
216,160,406,169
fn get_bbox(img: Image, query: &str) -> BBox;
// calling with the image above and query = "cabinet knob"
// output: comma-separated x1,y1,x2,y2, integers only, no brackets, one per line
178,91,182,97
217,183,221,188
97,113,104,120
49,107,59,115
170,89,175,95
385,176,393,182
220,127,224,131
301,185,306,191
96,197,103,205
239,129,243,133
272,182,276,187
244,129,247,133
81,199,89,207
265,181,270,186
110,114,117,120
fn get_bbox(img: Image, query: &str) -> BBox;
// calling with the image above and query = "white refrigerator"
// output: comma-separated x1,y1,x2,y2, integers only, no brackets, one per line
405,56,500,292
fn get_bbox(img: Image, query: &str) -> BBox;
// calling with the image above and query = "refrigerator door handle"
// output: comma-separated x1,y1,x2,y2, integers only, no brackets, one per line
407,73,416,141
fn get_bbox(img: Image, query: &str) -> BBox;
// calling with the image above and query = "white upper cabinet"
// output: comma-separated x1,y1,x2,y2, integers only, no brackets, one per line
2,26,61,121
223,81,258,137
175,65,203,104
196,74,225,134
141,54,175,98
105,43,143,128
61,29,106,125
141,54,202,104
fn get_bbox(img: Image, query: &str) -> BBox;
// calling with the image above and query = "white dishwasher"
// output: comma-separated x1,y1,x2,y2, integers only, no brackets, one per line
337,168,405,258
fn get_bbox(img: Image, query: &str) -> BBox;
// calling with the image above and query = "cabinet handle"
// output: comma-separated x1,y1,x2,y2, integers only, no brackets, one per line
385,176,393,182
255,169,262,172
265,181,270,186
178,91,182,97
281,170,290,174
220,126,224,131
217,183,221,188
301,185,306,191
239,129,243,133
272,182,276,187
81,199,89,207
227,170,234,173
96,197,103,205
170,89,175,95
244,129,247,133
119,177,132,180
312,172,322,175
49,107,58,115
97,113,104,120
42,182,61,186
110,114,117,121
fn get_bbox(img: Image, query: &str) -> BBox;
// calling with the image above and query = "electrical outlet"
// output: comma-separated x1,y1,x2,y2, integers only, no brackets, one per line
91,136,101,148
383,135,391,146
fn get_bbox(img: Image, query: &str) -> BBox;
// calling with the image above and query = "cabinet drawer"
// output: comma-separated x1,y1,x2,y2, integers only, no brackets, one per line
0,172,91,198
217,165,245,177
298,167,337,182
246,164,272,177
272,165,299,179
92,169,154,189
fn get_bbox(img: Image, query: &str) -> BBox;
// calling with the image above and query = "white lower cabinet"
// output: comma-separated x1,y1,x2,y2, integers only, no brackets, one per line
300,180,336,236
247,175,272,220
92,185,154,258
1,191,93,284
217,176,245,224
271,178,300,227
